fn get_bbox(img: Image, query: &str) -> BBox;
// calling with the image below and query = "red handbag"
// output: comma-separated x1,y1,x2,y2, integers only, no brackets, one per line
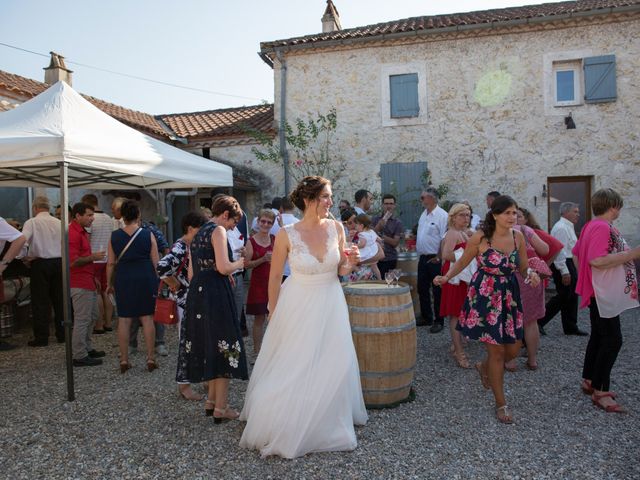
154,294,178,325
153,253,187,325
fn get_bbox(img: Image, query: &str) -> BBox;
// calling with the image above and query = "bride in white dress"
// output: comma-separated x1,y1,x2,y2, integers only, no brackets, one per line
239,176,368,458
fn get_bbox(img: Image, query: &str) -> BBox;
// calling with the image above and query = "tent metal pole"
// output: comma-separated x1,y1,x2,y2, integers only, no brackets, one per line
58,161,75,402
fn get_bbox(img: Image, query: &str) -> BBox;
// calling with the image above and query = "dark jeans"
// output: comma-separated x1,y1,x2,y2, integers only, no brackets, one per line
417,255,443,325
30,258,64,342
582,299,622,392
539,260,579,333
378,259,398,280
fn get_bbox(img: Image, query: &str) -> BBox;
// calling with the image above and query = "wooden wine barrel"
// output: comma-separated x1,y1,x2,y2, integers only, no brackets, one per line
396,251,420,317
343,281,416,408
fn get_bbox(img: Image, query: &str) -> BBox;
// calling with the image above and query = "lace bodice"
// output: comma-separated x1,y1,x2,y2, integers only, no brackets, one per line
285,220,341,275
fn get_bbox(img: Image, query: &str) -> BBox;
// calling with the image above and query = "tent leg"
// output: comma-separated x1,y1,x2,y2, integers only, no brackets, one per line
59,161,75,402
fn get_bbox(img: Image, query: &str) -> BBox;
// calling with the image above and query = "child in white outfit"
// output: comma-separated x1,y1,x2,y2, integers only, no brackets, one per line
354,214,382,280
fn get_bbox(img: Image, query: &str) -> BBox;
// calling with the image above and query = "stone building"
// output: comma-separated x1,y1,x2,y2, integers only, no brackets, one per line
259,0,640,240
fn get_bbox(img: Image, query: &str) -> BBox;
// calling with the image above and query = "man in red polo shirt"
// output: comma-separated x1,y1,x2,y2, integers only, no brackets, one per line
69,202,106,367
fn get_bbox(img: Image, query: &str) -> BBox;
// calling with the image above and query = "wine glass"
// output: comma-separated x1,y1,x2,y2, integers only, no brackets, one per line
392,269,402,286
384,271,394,287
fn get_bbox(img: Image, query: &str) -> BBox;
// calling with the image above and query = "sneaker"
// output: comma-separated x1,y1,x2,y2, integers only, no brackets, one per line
156,344,168,356
88,349,106,358
73,356,103,367
429,323,444,334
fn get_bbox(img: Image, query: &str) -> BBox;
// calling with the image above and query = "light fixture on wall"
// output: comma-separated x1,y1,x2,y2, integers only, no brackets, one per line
542,185,547,198
564,113,576,129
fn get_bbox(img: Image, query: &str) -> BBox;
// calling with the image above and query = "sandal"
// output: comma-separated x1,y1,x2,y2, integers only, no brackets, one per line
213,406,240,424
496,405,514,424
504,362,518,373
581,379,594,395
146,359,158,372
475,362,490,390
525,361,538,371
179,387,205,402
204,399,215,416
454,351,471,369
119,362,132,374
592,392,626,413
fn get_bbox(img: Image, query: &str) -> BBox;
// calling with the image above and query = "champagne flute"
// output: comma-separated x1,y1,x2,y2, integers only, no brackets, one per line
385,271,394,287
392,269,401,286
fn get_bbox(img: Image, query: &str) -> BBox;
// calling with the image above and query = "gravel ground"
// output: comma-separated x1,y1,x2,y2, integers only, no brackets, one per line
1,306,639,479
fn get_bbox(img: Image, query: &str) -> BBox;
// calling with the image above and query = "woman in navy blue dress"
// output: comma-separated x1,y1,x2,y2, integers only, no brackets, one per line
434,196,540,424
107,200,159,374
183,195,248,423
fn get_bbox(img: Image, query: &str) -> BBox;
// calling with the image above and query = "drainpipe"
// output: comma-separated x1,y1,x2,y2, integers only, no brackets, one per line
276,50,290,195
166,188,198,243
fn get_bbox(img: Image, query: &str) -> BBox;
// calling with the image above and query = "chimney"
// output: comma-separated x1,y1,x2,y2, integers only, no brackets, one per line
322,0,342,33
44,52,73,86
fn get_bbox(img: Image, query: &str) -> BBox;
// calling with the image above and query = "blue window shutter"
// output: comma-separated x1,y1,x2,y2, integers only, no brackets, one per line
390,74,419,118
584,55,616,103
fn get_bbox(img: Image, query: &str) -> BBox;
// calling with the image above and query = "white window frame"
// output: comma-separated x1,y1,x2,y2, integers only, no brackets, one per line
553,61,582,107
543,50,591,115
380,62,428,127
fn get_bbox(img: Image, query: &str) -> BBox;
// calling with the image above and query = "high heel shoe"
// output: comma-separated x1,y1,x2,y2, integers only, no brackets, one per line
213,406,240,424
146,359,158,372
120,362,132,374
204,399,215,416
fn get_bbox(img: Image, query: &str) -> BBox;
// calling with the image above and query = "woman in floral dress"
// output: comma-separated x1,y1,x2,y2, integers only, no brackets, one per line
434,196,540,424
156,211,206,401
183,196,248,423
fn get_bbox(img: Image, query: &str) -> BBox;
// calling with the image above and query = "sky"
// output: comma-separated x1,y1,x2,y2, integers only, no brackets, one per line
1,0,545,115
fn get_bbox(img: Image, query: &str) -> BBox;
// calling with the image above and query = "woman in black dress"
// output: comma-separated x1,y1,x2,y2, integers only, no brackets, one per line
107,200,159,373
184,195,248,423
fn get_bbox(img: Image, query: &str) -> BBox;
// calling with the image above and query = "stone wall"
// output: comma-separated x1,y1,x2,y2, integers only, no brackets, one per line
274,17,640,242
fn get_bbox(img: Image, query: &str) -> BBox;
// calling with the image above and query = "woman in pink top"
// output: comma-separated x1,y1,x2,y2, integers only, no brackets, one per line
573,189,640,413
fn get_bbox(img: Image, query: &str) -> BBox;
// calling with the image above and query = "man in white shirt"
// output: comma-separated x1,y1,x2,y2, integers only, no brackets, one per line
0,217,26,350
81,194,116,334
353,189,373,215
227,221,247,335
22,196,65,346
271,197,300,278
538,202,587,336
416,187,448,332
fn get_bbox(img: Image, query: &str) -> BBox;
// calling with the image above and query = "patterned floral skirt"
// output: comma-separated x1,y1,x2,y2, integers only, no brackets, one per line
457,270,524,345
182,269,248,382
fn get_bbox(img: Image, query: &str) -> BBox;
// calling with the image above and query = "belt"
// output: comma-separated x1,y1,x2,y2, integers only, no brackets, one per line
420,254,437,259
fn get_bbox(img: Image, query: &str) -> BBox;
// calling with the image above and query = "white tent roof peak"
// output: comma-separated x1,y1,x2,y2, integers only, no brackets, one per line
0,81,233,189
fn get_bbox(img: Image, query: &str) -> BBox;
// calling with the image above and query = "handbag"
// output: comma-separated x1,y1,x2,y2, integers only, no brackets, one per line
528,256,552,278
109,227,143,288
153,252,188,325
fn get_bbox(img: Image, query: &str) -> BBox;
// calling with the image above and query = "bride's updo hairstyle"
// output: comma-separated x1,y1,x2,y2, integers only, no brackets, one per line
482,195,517,240
289,176,330,212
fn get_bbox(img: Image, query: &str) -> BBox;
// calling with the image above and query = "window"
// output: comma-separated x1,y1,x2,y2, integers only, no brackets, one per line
380,63,428,127
554,65,580,105
544,52,617,113
390,74,419,118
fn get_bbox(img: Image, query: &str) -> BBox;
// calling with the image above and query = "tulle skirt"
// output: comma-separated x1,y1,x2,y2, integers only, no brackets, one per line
239,271,368,458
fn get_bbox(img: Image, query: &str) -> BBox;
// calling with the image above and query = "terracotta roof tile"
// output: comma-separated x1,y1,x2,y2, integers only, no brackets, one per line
261,0,640,51
0,69,170,138
159,104,275,139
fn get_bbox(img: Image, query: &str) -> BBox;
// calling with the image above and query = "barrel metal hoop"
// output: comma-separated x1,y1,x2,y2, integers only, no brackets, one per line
343,284,410,295
359,364,416,378
362,381,413,394
351,320,416,334
348,301,414,314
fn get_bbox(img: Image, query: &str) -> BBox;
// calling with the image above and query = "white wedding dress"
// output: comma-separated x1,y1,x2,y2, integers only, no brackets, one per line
239,220,368,458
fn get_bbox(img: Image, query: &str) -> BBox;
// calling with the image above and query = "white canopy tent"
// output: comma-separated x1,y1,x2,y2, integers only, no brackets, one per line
0,82,233,400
